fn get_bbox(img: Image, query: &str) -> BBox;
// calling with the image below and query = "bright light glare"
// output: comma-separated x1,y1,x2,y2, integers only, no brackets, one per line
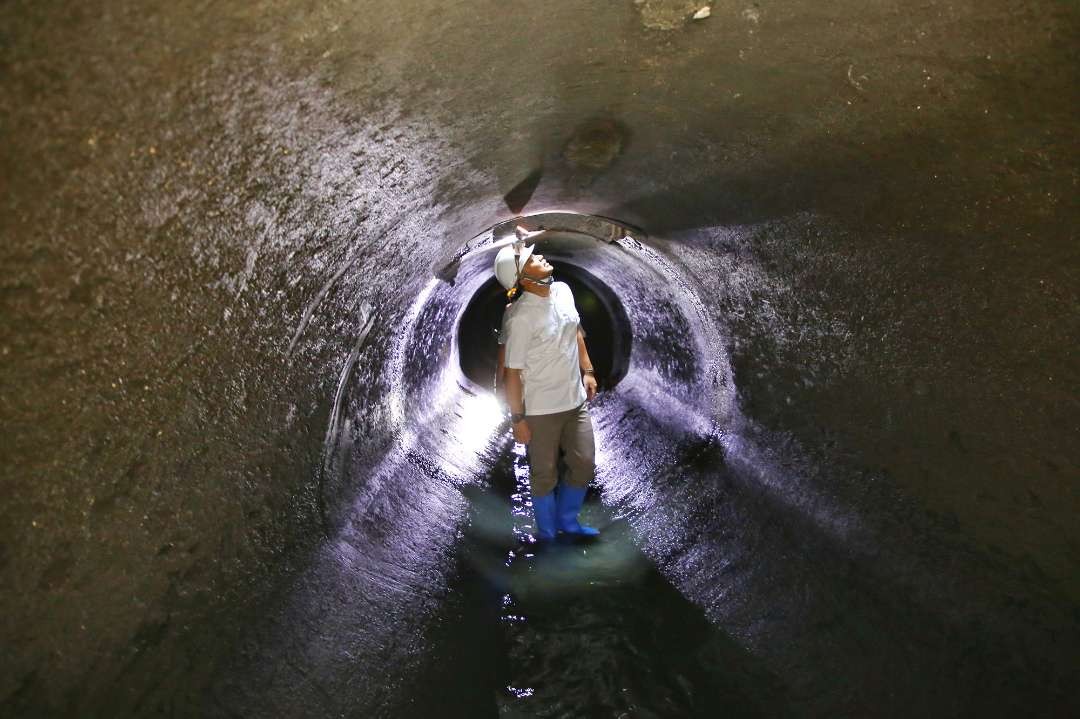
453,393,506,457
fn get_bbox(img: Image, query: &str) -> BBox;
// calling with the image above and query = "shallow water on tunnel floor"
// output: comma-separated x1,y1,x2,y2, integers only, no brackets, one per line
392,436,786,719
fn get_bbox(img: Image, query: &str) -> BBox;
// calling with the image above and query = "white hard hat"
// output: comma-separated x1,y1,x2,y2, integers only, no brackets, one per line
494,243,534,290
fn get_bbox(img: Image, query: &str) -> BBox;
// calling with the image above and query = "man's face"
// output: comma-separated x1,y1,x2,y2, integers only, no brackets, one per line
521,252,554,281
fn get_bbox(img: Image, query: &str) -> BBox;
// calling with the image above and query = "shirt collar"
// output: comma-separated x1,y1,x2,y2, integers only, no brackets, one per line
518,285,552,304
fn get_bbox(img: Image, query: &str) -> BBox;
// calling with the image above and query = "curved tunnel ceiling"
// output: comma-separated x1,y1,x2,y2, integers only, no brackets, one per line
2,1,1078,716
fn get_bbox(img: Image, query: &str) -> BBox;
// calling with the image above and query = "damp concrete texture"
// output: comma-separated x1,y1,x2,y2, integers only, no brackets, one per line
1,0,1078,716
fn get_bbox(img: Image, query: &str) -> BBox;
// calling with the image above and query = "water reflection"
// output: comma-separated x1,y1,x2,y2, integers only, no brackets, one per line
399,445,785,719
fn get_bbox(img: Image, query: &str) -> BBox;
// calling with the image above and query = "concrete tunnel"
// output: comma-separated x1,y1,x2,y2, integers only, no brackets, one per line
2,1,1078,717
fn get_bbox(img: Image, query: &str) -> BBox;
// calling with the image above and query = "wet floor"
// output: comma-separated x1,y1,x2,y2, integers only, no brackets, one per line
394,438,786,719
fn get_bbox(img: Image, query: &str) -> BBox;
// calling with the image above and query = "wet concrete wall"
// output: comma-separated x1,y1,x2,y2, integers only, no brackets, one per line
2,0,1078,716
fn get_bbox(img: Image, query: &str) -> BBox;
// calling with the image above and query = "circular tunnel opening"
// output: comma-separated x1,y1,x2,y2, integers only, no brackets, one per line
456,260,631,392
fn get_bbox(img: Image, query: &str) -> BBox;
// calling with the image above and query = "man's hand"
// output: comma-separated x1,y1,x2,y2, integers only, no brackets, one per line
512,419,532,444
583,374,598,401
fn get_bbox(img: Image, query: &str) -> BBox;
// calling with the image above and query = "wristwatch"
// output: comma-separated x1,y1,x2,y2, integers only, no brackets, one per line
510,413,526,424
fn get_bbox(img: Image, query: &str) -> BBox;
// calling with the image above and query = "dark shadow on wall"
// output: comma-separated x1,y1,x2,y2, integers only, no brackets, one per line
593,387,1080,717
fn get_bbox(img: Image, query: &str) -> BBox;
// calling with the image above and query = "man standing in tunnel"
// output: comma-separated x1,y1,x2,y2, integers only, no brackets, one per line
494,239,600,540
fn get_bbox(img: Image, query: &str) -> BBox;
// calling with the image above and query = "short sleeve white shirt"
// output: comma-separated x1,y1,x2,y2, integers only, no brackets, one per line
502,282,587,416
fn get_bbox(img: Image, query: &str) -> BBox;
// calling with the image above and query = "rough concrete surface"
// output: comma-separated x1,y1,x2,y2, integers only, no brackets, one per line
1,0,1077,716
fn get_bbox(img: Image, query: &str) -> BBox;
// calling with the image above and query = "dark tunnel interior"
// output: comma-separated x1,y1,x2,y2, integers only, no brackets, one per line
2,1,1078,717
457,258,631,392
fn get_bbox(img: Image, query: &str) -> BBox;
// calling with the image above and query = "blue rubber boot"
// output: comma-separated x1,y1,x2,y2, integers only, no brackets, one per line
532,492,558,541
555,485,600,537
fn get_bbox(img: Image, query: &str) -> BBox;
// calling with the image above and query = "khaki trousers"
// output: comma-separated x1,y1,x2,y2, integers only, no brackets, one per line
525,403,595,497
